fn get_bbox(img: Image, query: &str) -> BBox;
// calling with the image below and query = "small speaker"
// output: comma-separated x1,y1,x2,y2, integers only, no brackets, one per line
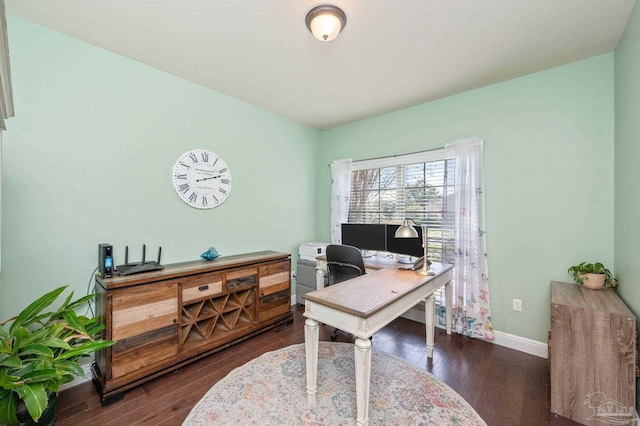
98,244,113,278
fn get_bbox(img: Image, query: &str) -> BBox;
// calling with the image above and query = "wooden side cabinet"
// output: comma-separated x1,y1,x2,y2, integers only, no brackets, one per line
549,281,637,424
93,251,292,404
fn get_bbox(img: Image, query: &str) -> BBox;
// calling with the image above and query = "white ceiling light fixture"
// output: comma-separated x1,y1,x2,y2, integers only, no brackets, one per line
305,5,347,42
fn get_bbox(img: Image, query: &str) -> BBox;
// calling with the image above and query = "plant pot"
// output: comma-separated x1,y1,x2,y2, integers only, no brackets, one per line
15,392,57,426
580,273,606,290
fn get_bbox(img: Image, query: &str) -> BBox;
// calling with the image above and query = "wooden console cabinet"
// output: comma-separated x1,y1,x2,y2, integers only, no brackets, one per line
92,251,292,404
549,281,637,424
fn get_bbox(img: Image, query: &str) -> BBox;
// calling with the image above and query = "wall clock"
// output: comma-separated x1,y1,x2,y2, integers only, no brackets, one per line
172,149,232,209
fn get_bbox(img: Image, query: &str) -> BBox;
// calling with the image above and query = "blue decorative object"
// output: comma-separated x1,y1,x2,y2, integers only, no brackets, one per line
201,247,220,261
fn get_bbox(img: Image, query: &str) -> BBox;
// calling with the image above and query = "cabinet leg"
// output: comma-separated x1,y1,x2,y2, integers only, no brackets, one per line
100,392,124,407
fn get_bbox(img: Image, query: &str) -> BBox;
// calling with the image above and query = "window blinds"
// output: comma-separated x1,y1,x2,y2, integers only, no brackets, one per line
347,154,455,263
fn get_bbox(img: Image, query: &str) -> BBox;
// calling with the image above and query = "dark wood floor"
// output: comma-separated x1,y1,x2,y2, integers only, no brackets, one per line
55,305,579,425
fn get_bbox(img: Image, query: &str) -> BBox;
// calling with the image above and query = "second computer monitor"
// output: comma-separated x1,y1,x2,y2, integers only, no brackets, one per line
385,224,423,258
341,223,387,252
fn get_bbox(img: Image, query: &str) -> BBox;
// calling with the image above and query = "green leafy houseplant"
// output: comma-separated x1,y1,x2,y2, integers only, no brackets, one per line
567,262,618,290
0,286,115,426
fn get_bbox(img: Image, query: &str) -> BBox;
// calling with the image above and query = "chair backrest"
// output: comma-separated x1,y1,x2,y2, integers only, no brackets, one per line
325,244,366,285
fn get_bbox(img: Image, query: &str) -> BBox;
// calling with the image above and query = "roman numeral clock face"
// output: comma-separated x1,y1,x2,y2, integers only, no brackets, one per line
172,149,232,209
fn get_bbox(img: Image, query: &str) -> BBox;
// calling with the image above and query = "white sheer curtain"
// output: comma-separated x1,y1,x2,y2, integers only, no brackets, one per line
445,138,494,340
330,159,353,244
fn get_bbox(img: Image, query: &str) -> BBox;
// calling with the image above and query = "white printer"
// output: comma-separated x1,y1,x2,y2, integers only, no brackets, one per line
299,242,328,261
296,242,329,304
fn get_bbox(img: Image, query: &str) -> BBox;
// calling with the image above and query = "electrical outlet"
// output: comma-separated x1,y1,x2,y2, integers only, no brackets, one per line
512,298,522,312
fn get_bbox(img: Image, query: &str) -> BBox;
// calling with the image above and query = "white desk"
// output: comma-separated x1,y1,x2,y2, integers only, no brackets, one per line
303,262,453,426
315,255,453,335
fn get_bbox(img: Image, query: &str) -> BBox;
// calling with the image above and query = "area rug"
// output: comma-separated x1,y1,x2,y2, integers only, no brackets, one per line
183,342,486,425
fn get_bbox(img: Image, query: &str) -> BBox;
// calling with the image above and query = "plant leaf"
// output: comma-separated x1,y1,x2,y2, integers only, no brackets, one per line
20,344,54,359
53,359,83,377
21,368,59,384
15,382,48,422
11,327,30,351
66,294,95,311
57,340,115,360
0,355,21,369
40,337,72,350
0,389,20,426
0,371,21,390
62,310,84,332
9,287,67,334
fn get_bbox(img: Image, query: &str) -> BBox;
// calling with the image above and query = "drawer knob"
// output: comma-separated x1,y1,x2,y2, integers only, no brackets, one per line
198,285,209,291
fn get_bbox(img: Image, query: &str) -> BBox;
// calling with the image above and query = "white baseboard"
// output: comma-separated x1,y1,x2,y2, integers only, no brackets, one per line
493,330,548,359
401,306,548,359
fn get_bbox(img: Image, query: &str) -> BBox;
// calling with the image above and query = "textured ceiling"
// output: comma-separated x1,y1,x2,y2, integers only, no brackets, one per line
5,0,637,129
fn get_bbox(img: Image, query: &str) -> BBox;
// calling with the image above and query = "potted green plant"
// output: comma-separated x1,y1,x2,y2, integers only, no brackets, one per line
0,285,115,426
567,262,618,290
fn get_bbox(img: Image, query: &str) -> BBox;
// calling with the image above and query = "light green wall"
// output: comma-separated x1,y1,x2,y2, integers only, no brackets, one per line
613,2,640,409
615,0,640,317
319,54,615,343
0,16,320,318
0,13,627,349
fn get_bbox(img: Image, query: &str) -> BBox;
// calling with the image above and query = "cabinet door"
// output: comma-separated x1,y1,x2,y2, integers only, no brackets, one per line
109,281,178,379
258,260,291,321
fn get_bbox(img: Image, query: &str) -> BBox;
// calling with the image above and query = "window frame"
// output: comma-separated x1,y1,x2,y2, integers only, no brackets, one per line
346,148,455,264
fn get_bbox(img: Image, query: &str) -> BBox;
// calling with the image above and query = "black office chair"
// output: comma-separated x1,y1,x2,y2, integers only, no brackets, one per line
325,244,366,340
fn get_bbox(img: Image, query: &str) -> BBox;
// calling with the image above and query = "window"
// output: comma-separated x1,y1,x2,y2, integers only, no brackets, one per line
347,150,455,263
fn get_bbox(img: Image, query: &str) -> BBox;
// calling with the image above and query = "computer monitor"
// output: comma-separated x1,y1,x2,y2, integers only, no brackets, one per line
385,224,423,258
341,223,387,252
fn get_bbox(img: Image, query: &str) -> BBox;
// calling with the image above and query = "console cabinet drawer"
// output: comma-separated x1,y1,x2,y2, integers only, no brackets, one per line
181,272,223,303
226,267,257,291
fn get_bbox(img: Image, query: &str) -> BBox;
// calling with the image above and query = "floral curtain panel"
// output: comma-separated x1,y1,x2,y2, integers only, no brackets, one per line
330,159,352,244
445,138,494,340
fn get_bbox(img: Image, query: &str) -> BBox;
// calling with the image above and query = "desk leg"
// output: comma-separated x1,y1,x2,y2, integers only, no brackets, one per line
445,280,452,335
304,318,319,406
316,268,325,289
424,294,436,358
354,337,372,426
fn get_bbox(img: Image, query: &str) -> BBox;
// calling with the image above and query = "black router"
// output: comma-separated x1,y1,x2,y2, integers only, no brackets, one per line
116,245,164,276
